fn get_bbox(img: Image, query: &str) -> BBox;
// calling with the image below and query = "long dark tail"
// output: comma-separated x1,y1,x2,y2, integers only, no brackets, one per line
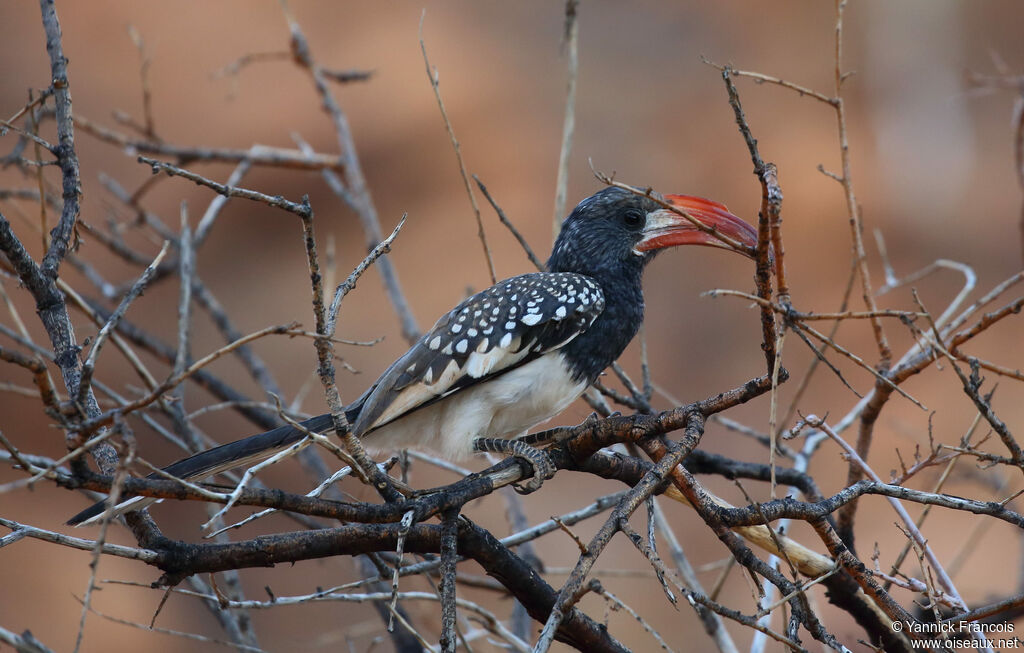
66,412,338,526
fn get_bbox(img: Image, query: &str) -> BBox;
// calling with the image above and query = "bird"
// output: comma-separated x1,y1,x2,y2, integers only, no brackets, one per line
68,185,758,526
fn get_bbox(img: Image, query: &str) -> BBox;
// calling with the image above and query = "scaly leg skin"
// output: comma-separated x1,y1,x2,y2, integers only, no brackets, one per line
515,410,618,448
473,437,555,494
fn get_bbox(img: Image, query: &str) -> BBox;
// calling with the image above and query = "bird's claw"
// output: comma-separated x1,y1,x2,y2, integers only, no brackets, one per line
513,479,542,495
473,437,556,493
579,411,617,430
582,411,602,428
511,450,555,494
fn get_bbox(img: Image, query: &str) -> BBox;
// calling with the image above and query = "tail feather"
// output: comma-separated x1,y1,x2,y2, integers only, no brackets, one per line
66,412,338,526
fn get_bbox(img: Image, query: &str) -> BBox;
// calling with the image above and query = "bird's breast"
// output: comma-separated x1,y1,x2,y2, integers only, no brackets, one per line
363,352,587,460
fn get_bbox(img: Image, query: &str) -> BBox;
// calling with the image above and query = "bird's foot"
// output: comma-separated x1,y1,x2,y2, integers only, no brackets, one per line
582,410,618,427
515,411,612,450
580,411,601,428
581,410,620,426
473,437,555,494
553,410,616,443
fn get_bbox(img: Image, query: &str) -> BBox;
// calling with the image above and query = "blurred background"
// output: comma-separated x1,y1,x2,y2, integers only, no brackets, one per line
2,1,1024,651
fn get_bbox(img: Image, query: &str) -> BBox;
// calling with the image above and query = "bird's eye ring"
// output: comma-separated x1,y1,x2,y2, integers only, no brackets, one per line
623,209,644,228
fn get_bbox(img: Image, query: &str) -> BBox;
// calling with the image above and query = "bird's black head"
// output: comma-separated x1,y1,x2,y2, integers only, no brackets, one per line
546,186,758,281
547,187,659,278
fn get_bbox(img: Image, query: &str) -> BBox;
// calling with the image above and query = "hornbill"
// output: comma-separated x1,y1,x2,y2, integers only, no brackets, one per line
68,186,758,526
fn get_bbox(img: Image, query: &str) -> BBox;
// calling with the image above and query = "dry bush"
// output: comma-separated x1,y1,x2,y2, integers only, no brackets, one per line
2,2,1024,652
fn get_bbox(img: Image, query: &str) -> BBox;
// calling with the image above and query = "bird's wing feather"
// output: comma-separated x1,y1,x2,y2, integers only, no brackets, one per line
352,272,604,435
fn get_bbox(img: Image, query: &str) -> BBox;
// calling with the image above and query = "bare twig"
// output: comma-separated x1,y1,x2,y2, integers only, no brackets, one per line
805,415,968,611
702,57,837,106
418,12,497,283
831,0,890,368
78,241,169,406
126,25,157,140
474,175,545,271
81,322,299,432
552,0,580,239
138,156,311,218
74,114,344,170
326,215,407,336
284,14,421,343
535,413,706,652
439,510,459,653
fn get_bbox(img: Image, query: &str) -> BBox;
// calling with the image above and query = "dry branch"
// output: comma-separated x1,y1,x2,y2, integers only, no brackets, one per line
3,3,1024,653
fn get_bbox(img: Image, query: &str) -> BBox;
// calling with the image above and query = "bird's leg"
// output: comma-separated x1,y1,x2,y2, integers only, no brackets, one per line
516,410,618,448
514,426,569,447
473,437,555,494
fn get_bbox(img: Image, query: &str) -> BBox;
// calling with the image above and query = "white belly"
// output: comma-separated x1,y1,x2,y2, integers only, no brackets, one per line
363,353,586,460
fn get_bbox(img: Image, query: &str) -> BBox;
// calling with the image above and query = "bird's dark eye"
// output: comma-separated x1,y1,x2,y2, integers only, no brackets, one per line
622,209,644,229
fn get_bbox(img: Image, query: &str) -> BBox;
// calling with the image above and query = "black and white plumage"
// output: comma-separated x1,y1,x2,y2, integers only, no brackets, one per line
351,273,604,459
68,186,757,526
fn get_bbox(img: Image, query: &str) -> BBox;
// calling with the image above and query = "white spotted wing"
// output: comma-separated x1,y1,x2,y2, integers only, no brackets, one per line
352,272,604,435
